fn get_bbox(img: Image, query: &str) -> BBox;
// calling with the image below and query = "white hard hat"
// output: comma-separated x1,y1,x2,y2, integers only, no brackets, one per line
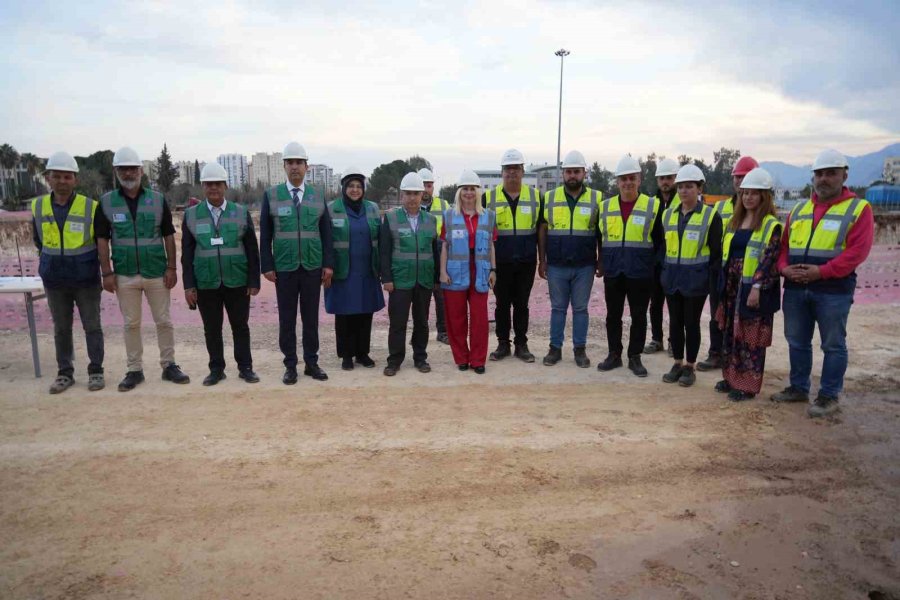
655,157,680,177
113,146,142,167
739,167,774,190
399,172,425,192
500,148,525,166
417,168,435,182
675,164,706,184
45,151,79,173
456,170,481,187
614,155,641,177
200,162,228,182
811,149,848,171
561,150,587,169
341,166,366,184
283,142,309,160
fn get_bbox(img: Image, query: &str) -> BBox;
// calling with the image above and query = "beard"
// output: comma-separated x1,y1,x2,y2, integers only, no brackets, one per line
117,176,140,191
564,179,583,192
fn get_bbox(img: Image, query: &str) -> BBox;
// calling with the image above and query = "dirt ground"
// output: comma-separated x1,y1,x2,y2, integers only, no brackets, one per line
1,290,899,599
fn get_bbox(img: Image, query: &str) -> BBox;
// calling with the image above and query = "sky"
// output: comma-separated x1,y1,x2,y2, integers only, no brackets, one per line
2,0,898,185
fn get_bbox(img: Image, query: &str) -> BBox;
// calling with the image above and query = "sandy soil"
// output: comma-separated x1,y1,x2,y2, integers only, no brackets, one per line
1,295,899,599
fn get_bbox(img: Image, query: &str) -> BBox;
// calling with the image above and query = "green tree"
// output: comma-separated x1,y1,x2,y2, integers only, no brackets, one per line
587,161,613,196
193,159,201,185
75,150,114,192
407,155,432,172
19,153,44,196
0,143,21,200
638,152,658,195
75,168,106,200
369,159,414,203
438,184,456,202
708,147,742,195
155,144,179,193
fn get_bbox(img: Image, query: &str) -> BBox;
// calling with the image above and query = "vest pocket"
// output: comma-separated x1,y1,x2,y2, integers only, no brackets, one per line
274,240,299,271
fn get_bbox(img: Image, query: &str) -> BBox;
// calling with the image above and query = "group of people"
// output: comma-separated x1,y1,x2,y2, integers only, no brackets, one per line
31,143,873,418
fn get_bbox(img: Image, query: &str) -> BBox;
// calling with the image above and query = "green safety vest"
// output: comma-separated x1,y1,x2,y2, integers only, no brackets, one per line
184,201,249,289
723,214,780,283
386,208,437,290
328,198,380,279
267,184,324,271
100,188,168,278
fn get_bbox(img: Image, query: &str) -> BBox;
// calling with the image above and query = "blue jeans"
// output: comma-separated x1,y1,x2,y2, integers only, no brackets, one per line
548,264,595,349
783,287,853,398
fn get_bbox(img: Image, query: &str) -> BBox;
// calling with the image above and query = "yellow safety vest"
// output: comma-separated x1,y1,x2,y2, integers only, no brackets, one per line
788,197,869,264
598,193,659,248
485,185,540,236
545,187,600,237
427,196,448,233
714,197,735,227
31,194,97,256
663,202,714,265
723,214,780,283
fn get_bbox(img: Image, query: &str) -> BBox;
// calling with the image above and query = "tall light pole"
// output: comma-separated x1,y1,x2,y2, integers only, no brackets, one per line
554,49,570,190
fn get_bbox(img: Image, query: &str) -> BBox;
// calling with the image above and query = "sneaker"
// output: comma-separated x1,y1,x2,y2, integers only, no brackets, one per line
715,380,732,394
662,363,683,383
643,339,663,354
628,355,648,377
678,366,696,387
490,342,511,361
118,370,145,392
49,374,74,394
770,386,809,404
88,373,105,392
436,332,450,345
597,353,623,371
161,363,190,384
728,389,755,402
573,347,590,368
543,345,562,366
808,394,840,418
696,353,721,372
514,344,535,363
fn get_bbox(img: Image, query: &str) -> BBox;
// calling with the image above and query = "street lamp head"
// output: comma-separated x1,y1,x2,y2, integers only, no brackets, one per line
555,49,570,57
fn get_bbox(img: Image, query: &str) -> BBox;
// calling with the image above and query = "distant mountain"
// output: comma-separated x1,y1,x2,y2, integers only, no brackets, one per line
761,143,900,188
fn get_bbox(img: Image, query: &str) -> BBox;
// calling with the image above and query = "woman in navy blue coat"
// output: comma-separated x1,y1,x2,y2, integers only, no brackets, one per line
324,168,385,370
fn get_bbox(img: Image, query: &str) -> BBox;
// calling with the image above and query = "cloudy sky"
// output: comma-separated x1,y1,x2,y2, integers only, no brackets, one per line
2,0,898,184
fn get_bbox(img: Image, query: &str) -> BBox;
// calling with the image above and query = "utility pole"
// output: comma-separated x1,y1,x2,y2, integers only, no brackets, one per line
555,49,570,189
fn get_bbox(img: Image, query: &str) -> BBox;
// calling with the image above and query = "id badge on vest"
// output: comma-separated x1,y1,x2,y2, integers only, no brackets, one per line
278,206,292,217
686,231,700,241
113,213,127,223
211,237,224,246
520,205,532,215
579,206,592,216
398,228,412,238
69,222,84,233
821,219,841,232
631,215,646,226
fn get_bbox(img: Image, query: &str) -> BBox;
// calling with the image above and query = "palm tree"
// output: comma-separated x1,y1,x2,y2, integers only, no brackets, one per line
0,143,21,201
20,152,45,196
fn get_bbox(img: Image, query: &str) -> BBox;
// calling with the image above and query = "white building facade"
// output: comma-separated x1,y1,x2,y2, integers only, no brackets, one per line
217,154,249,189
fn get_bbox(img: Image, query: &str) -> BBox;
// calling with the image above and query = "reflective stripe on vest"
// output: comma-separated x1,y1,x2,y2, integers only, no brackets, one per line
387,208,437,289
444,210,494,293
715,198,735,227
723,214,780,283
599,194,658,249
100,188,166,277
267,183,324,271
787,197,868,262
184,202,248,288
31,194,97,256
545,187,599,237
663,202,714,265
327,198,380,279
485,185,539,237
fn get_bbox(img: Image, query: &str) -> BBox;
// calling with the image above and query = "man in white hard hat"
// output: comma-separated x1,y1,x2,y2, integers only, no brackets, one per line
380,172,441,376
97,147,190,392
772,149,874,417
259,142,335,384
483,148,543,363
182,162,261,386
644,157,680,355
418,167,449,344
538,150,601,367
31,151,108,394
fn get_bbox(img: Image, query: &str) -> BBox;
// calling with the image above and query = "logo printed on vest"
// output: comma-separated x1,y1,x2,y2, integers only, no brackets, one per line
332,218,345,228
398,228,412,237
278,206,292,216
113,213,127,223
196,223,211,234
520,206,531,214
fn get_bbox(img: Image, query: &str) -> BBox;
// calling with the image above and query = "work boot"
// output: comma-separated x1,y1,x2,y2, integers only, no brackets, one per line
678,366,696,387
514,344,535,363
628,355,648,377
543,345,562,366
573,346,590,368
162,363,190,384
662,363,683,383
770,385,809,403
118,370,145,392
807,394,840,418
696,352,721,372
490,342,511,361
643,339,663,354
596,353,623,371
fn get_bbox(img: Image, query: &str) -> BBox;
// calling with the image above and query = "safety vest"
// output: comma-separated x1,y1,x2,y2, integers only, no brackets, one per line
442,209,495,293
485,185,540,236
100,188,168,278
544,186,600,266
598,194,659,279
723,214,780,283
32,194,97,256
267,184,324,272
184,201,249,289
661,201,715,296
327,198,380,280
386,208,437,290
427,196,449,233
714,197,735,227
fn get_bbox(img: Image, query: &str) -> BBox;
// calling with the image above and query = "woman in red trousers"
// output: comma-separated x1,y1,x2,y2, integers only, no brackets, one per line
439,170,497,374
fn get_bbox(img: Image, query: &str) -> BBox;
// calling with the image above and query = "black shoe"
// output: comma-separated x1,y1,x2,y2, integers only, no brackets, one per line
383,365,398,377
573,346,590,368
355,355,376,368
715,380,732,394
162,363,190,384
458,364,470,371
728,389,755,402
543,345,562,366
415,361,431,373
490,342,511,361
808,394,840,418
643,339,663,354
118,370,145,392
342,357,354,371
696,353,721,372
514,344,535,363
282,368,298,385
678,366,696,387
203,370,226,386
770,385,809,403
473,366,485,374
662,363,683,383
628,355,648,377
597,353,622,372
238,368,260,383
437,332,450,345
304,365,328,381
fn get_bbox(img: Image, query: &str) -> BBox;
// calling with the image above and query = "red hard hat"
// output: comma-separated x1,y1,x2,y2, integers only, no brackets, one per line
732,156,759,176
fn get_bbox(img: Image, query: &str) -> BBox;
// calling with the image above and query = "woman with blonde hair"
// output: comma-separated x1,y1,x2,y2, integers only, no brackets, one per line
439,170,497,373
715,167,782,401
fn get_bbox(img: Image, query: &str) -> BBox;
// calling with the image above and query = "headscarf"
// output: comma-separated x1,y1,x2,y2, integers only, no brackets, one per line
341,174,365,214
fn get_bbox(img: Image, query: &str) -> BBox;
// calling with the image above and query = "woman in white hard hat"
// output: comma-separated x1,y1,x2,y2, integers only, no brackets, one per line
660,164,723,387
439,171,497,373
714,168,782,401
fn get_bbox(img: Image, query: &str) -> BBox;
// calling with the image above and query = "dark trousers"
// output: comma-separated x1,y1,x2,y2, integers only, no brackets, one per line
275,267,322,368
46,286,104,376
432,286,446,335
493,261,536,346
707,284,723,356
387,285,432,367
197,285,252,372
648,267,667,343
667,292,707,363
334,313,374,359
604,275,652,357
